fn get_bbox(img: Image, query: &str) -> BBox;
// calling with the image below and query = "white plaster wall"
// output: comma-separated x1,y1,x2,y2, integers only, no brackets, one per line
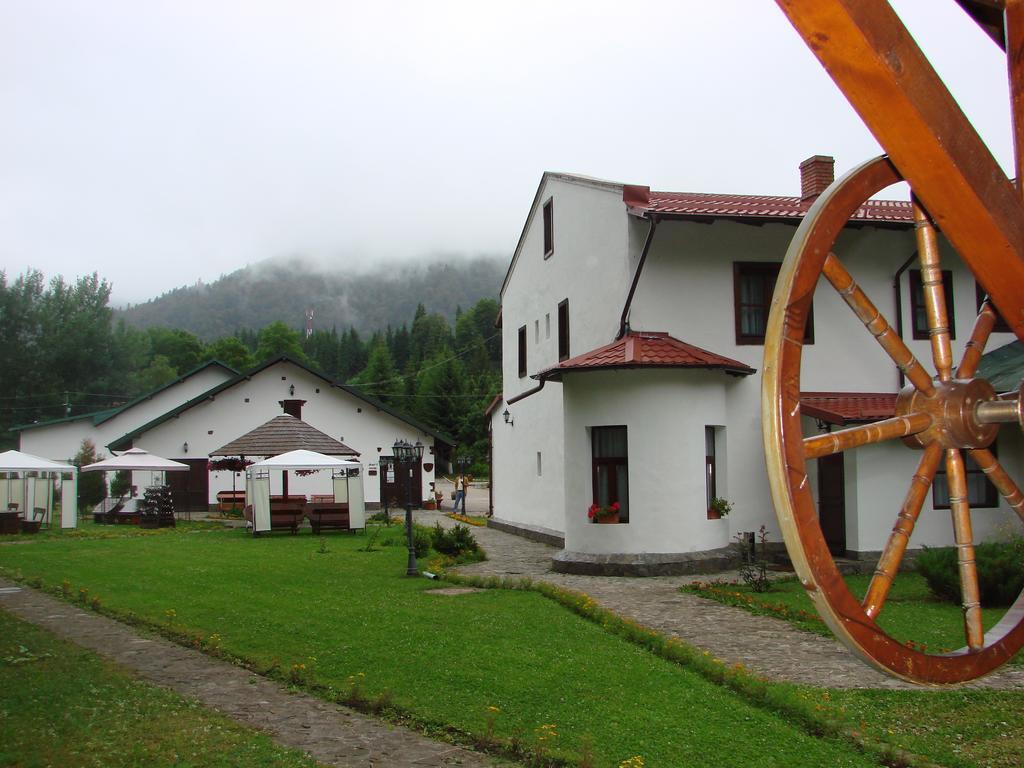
494,175,633,533
630,219,1015,393
19,365,234,462
120,362,437,504
562,369,733,554
849,432,1024,553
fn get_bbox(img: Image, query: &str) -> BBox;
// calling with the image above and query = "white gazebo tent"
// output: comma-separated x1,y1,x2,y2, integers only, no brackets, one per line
0,449,78,529
82,447,189,491
246,450,364,535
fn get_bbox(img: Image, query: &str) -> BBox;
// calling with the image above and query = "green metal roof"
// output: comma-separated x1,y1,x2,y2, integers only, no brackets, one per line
11,360,238,433
108,355,454,451
977,340,1024,392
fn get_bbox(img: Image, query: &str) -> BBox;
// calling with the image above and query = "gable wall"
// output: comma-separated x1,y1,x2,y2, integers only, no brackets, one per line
18,365,235,463
494,177,633,532
121,362,438,504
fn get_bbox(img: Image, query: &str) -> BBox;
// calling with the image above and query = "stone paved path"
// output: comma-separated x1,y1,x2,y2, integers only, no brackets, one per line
424,493,1024,691
0,580,505,768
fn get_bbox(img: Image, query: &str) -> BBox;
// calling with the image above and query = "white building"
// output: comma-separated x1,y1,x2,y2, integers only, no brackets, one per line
18,356,451,509
491,157,1023,574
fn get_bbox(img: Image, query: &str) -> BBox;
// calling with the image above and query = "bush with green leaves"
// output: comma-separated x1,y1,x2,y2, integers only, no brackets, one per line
916,537,1024,606
413,524,432,558
431,522,479,557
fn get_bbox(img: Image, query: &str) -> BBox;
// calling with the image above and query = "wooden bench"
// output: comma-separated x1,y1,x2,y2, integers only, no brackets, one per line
306,503,350,534
216,490,246,512
269,501,306,534
0,511,20,535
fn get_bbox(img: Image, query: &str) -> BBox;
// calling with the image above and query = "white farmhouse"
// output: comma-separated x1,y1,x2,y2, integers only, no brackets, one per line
491,157,1023,574
18,356,451,509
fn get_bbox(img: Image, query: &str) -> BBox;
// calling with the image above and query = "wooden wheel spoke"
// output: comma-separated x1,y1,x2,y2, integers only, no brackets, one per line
969,448,1024,524
956,301,998,379
945,449,985,651
803,412,932,460
822,253,935,396
863,443,942,619
913,201,954,381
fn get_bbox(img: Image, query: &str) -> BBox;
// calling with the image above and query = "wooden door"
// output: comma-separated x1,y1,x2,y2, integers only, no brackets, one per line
167,459,209,513
817,453,846,556
378,458,423,509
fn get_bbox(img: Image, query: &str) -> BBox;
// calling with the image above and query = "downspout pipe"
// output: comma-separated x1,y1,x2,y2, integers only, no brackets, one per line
893,251,917,389
617,216,659,340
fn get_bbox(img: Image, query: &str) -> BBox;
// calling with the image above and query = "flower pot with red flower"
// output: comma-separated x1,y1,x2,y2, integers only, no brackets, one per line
588,502,621,524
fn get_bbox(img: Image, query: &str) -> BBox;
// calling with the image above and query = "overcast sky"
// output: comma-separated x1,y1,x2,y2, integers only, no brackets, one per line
1,1,1013,305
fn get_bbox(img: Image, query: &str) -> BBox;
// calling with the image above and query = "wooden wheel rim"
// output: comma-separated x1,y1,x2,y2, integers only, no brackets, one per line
762,154,1024,685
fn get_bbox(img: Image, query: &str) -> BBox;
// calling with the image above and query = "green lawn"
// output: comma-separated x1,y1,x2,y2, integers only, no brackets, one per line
0,609,323,768
683,572,1022,661
2,526,1022,767
0,525,878,767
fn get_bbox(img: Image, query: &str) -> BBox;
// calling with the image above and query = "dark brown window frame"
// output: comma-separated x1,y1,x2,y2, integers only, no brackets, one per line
542,198,554,259
557,298,570,362
932,445,999,509
733,262,813,345
517,325,527,378
591,425,629,523
909,269,955,341
975,282,1011,333
705,426,718,520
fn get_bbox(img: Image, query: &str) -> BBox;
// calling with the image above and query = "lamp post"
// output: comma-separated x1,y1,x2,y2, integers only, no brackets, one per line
393,438,424,576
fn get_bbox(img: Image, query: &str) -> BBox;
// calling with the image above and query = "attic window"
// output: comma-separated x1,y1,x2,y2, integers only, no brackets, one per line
244,398,250,403
518,325,527,378
543,198,554,258
315,387,321,393
281,376,287,380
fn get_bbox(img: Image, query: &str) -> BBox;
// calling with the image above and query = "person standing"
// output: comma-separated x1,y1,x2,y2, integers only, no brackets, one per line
452,473,466,515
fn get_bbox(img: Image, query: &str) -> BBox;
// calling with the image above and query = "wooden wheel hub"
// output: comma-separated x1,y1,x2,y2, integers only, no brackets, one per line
895,378,1000,450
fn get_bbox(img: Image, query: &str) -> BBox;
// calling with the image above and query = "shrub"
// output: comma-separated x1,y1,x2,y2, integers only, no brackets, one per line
431,522,479,557
413,525,432,558
917,537,1024,606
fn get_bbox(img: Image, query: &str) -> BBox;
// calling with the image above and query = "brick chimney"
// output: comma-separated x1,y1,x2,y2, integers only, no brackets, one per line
799,155,835,200
278,399,306,419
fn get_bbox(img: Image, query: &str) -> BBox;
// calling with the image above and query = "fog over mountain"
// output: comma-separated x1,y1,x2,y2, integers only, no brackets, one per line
117,253,506,340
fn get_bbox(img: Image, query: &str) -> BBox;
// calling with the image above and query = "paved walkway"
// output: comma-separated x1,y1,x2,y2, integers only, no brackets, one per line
428,481,1024,690
0,581,505,768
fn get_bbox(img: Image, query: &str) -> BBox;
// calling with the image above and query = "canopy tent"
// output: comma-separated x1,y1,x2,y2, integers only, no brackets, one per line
82,447,189,472
82,447,189,509
0,449,78,529
245,449,364,535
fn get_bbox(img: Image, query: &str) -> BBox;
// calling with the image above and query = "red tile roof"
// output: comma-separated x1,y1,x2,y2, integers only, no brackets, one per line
800,392,897,425
622,185,913,224
538,332,755,381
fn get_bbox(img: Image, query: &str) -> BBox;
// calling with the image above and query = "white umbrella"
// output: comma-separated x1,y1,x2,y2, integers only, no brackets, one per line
82,447,189,472
250,449,360,471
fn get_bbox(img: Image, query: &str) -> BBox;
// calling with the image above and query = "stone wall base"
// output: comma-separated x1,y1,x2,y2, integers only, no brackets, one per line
487,517,565,548
552,545,739,577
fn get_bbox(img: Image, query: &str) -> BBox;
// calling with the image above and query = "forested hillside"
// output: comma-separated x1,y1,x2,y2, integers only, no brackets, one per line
2,266,503,467
118,256,505,340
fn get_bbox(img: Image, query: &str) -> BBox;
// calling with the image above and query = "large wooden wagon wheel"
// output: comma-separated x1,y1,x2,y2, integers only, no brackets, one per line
763,0,1024,684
